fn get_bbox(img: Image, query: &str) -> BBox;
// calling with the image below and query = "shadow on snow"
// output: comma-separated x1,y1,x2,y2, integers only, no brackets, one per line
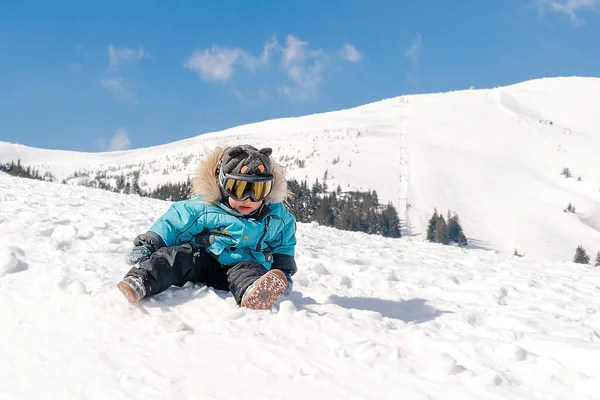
324,295,452,323
142,285,451,324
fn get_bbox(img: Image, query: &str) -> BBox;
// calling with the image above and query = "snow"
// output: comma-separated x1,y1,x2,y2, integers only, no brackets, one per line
1,77,599,263
0,246,28,277
2,170,600,399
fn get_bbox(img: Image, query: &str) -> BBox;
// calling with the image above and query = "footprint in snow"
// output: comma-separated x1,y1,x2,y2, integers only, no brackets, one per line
0,246,29,277
312,263,331,275
339,276,352,288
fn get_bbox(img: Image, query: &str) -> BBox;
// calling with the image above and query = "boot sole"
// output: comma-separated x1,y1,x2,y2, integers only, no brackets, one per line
117,281,140,304
241,269,287,310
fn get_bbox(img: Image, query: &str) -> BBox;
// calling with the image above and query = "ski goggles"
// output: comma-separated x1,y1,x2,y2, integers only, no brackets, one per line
220,172,274,202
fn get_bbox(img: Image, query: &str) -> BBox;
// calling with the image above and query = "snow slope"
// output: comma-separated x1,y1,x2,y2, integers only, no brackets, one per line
2,170,600,399
1,76,599,262
404,77,600,261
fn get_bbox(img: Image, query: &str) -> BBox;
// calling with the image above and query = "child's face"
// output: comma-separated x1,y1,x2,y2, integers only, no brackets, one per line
228,197,263,215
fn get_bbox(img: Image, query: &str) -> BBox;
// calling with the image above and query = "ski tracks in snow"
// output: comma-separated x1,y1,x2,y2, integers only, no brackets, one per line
1,174,600,400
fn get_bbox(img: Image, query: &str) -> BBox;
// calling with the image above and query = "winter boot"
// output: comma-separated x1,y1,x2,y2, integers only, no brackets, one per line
117,276,147,304
241,269,288,310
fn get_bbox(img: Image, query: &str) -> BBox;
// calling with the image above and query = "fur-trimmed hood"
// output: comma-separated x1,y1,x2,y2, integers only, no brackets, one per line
190,145,290,204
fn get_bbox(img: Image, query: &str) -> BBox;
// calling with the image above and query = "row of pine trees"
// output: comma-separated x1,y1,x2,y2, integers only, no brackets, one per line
0,160,55,181
573,245,600,266
286,178,401,238
426,209,467,246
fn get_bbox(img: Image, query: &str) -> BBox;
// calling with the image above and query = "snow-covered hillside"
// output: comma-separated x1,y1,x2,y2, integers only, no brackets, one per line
1,76,599,262
2,172,600,400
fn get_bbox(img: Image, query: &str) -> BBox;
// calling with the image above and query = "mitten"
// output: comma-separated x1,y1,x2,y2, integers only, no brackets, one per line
126,246,152,265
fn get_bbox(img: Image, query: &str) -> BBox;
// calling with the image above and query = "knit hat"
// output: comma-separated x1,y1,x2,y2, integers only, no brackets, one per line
219,145,273,177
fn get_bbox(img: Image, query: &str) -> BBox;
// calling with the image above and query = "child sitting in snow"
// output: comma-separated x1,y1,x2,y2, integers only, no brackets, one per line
117,144,297,310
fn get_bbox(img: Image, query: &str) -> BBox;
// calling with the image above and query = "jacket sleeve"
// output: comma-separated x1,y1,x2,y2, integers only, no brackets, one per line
144,200,205,248
133,231,167,252
268,209,297,277
271,254,297,277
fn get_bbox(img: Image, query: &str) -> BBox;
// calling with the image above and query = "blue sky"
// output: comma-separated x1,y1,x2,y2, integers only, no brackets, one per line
0,0,598,152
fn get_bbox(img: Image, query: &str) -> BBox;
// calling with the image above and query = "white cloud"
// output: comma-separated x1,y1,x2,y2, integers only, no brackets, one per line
108,45,151,69
101,78,136,103
94,128,132,152
338,44,362,63
278,35,328,100
186,35,358,100
250,35,279,69
102,46,147,103
537,0,599,25
281,36,308,67
184,46,245,82
108,128,131,151
185,36,279,83
404,34,423,65
281,58,325,100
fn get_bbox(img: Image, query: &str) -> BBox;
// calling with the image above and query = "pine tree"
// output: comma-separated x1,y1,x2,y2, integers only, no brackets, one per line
426,209,438,242
435,215,448,244
595,251,600,267
286,179,302,219
132,170,142,195
453,213,467,245
311,178,322,196
381,203,401,238
336,201,353,231
447,212,461,243
116,174,125,192
573,245,590,264
314,196,329,225
457,231,468,247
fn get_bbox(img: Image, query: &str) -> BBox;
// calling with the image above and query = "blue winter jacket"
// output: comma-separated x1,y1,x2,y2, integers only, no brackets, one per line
146,197,296,270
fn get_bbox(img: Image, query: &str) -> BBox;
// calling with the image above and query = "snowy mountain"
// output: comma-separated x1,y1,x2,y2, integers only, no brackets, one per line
2,169,600,400
1,76,599,262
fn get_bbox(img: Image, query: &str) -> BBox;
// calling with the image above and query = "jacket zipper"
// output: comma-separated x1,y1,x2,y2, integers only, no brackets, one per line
256,218,270,251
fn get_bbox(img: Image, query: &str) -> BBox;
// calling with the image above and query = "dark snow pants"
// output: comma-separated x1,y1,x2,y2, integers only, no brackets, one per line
124,244,268,304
